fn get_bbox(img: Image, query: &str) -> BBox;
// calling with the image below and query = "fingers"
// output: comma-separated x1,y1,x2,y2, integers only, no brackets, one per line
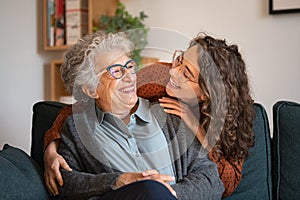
141,170,177,198
44,170,59,196
152,174,175,183
60,157,72,172
54,167,64,187
159,98,188,114
44,156,71,196
159,98,181,108
49,174,59,196
141,169,159,176
142,170,175,183
155,180,177,198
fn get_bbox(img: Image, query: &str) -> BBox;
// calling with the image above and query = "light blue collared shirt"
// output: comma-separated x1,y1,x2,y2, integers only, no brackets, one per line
94,98,175,184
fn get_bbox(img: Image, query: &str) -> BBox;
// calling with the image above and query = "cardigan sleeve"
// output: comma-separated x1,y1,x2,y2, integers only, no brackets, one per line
43,105,73,150
57,117,122,199
172,155,225,200
208,150,244,197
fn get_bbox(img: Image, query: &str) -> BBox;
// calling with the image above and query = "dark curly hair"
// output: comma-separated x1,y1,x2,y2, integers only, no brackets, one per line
190,33,255,162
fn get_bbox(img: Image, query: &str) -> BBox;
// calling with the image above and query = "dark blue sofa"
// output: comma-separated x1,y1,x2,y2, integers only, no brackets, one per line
0,100,299,200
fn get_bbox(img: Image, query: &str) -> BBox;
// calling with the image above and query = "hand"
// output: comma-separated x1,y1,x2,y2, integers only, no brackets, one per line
44,141,72,196
115,170,177,198
159,97,200,132
142,170,177,198
159,97,208,147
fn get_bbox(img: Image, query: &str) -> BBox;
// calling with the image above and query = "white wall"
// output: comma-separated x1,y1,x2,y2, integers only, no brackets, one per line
124,0,300,132
0,0,299,154
0,0,43,153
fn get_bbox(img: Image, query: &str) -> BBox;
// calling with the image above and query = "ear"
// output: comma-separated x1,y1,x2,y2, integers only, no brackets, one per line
82,85,99,99
198,94,207,101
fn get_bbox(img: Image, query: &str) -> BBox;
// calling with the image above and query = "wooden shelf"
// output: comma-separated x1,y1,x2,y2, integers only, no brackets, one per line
43,0,118,51
49,60,69,101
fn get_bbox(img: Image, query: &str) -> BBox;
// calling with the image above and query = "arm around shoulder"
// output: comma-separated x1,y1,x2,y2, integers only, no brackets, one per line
57,117,122,199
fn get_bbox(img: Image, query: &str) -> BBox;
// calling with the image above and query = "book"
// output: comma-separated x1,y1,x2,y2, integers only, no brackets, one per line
65,0,88,45
48,0,55,46
55,0,66,46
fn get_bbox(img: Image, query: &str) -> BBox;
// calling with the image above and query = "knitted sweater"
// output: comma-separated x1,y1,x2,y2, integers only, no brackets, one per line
56,102,224,200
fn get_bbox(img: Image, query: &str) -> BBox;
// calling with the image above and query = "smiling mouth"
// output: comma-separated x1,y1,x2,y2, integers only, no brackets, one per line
169,79,181,89
120,85,136,94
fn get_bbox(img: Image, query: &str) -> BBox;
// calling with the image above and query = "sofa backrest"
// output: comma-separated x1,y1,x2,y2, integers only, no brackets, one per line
223,103,272,200
272,101,300,200
31,101,67,169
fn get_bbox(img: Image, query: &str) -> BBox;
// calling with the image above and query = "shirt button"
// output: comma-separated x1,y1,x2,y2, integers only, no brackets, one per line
135,153,140,157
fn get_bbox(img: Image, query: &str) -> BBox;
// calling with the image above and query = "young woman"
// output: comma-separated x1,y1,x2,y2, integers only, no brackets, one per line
159,33,255,197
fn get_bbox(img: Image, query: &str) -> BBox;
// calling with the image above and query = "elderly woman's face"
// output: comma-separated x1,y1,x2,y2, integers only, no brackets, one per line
94,51,138,113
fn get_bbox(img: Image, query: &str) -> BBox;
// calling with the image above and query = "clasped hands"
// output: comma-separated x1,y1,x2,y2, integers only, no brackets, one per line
44,142,177,198
115,170,177,198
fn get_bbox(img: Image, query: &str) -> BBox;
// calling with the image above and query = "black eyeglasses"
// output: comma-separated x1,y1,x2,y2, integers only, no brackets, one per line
171,50,198,84
99,59,138,79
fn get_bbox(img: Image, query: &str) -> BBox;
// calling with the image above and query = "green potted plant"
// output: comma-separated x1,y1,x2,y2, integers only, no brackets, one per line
94,2,148,64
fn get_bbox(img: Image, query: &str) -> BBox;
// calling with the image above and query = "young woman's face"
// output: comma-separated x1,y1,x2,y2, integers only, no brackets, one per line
166,45,205,105
94,50,138,113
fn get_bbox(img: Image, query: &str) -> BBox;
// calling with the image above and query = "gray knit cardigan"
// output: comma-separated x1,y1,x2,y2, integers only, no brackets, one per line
57,102,224,200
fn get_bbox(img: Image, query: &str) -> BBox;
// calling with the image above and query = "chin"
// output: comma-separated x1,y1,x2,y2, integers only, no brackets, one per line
120,93,138,107
166,83,179,98
128,94,138,105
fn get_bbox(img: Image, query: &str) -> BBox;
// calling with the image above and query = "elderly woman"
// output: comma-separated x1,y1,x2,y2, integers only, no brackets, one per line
45,30,224,200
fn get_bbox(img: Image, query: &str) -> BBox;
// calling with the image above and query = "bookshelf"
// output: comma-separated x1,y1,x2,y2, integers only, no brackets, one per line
43,0,118,51
43,0,159,102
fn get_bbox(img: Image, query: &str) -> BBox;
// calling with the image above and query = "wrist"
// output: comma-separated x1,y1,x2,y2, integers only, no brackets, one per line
45,140,59,154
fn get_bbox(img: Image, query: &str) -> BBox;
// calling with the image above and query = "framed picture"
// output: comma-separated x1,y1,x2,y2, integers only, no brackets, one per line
269,0,300,14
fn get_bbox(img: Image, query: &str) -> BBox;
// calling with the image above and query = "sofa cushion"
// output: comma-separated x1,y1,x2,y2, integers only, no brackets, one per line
224,103,272,200
31,101,67,169
272,101,300,200
137,62,171,102
0,144,50,200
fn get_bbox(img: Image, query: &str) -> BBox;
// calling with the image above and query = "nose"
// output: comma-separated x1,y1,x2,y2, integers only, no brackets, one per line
169,67,181,79
122,68,136,82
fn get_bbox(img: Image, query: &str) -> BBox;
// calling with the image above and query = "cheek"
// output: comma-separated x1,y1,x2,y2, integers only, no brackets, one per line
97,78,118,99
183,84,202,97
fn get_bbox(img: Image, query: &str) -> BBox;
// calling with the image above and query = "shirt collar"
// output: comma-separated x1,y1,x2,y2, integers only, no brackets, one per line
134,97,151,123
95,97,151,124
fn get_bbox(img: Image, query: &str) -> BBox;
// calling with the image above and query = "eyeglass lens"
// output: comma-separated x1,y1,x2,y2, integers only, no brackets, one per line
108,59,138,79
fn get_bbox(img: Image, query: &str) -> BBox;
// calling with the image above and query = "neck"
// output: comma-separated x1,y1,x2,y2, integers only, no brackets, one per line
96,100,138,124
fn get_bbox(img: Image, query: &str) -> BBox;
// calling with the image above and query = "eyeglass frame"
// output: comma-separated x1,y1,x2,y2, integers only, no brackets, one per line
98,59,138,80
172,50,199,84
